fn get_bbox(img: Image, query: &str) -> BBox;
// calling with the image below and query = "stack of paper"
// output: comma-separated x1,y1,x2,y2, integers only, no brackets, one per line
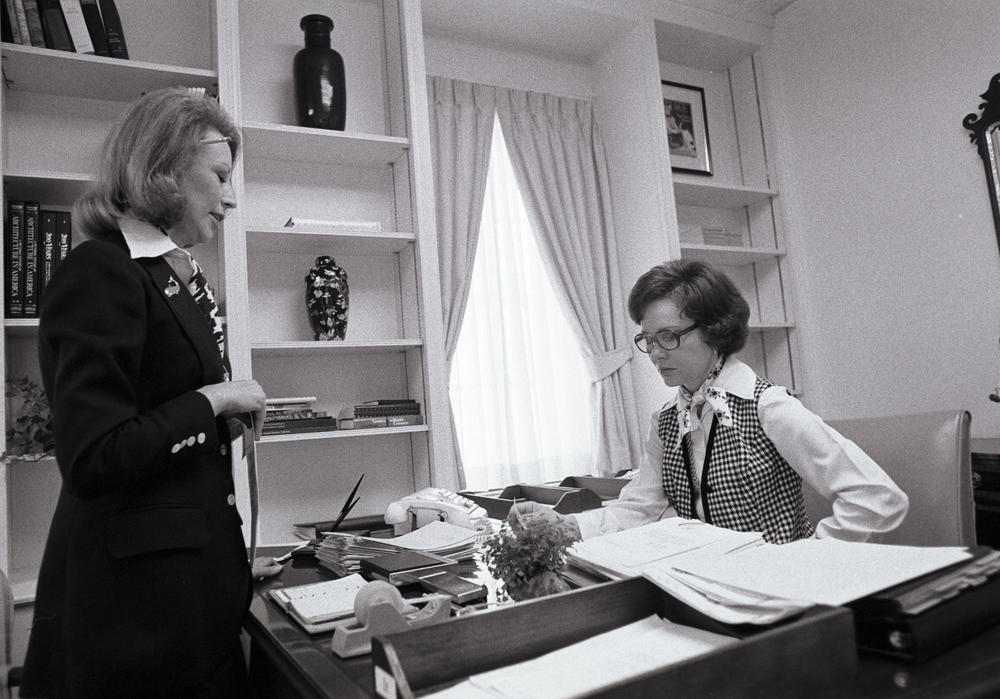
666,538,973,607
316,520,480,577
569,518,764,580
571,519,976,626
569,519,809,625
427,615,736,699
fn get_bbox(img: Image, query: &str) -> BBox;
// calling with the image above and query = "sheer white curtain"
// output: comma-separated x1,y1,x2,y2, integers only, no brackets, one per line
495,88,640,475
427,77,496,490
449,116,592,490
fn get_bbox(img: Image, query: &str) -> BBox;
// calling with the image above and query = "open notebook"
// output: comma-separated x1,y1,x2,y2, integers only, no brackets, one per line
269,573,368,633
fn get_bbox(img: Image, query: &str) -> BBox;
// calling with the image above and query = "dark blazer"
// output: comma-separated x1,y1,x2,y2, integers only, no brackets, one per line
21,234,252,698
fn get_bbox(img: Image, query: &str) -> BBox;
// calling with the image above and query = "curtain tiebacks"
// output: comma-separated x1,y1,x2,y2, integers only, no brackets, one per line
584,347,632,382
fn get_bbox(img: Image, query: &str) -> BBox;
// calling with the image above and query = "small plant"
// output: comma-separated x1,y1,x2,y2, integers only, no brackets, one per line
5,376,54,459
483,515,574,601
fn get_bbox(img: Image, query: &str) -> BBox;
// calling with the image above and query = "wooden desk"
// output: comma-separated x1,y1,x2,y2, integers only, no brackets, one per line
245,547,1000,698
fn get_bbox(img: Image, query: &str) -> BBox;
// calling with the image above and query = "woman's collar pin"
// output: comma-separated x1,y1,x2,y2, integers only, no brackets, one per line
164,276,181,297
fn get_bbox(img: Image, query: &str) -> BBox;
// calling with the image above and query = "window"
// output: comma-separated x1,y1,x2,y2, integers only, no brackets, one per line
449,118,592,490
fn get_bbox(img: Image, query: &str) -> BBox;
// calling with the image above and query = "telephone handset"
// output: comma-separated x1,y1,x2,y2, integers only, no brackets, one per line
384,488,489,535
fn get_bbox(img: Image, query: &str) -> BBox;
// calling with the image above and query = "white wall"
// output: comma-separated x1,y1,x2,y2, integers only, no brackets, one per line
423,35,595,98
768,0,1000,438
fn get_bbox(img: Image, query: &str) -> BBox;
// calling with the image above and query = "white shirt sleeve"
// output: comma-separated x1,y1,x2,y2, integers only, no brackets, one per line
572,411,678,539
757,386,909,542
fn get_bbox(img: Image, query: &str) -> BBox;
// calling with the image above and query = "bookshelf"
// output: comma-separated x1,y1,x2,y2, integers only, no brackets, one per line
657,29,801,394
0,0,452,611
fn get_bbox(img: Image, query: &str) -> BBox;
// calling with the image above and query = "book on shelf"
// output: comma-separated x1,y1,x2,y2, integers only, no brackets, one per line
361,398,418,406
37,0,74,50
354,402,422,417
338,413,424,430
38,210,57,305
58,0,93,53
3,0,20,43
283,217,382,232
21,0,45,46
9,0,29,45
266,395,317,407
265,409,328,421
77,0,105,54
6,199,25,318
97,0,125,58
2,1,15,43
54,211,71,266
260,416,338,433
21,201,40,318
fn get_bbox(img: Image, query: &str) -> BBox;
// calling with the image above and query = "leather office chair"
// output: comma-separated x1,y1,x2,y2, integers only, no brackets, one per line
802,409,977,547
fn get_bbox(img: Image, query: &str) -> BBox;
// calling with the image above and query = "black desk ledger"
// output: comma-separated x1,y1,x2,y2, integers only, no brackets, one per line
245,546,1000,698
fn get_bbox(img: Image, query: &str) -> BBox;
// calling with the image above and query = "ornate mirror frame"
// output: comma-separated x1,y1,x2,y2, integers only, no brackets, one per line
964,73,1000,251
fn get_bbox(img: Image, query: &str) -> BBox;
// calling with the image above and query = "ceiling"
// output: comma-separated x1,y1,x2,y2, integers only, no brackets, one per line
420,0,799,64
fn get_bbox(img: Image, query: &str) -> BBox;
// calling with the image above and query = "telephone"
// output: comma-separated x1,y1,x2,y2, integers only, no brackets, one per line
384,488,490,535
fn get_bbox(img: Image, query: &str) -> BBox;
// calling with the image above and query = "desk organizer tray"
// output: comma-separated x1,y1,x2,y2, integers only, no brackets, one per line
371,576,856,698
460,484,604,519
557,475,630,501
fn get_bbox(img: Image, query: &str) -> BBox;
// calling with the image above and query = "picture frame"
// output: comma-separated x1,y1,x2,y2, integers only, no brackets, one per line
661,80,712,176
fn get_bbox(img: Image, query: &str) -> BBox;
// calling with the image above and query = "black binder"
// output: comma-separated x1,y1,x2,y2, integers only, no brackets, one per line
849,547,1000,663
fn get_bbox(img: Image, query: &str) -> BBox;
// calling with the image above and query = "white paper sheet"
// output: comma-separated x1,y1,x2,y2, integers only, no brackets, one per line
669,538,972,606
425,615,737,699
569,518,763,575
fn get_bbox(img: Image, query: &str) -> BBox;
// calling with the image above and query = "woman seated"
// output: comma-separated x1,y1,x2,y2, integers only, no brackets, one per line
512,259,908,544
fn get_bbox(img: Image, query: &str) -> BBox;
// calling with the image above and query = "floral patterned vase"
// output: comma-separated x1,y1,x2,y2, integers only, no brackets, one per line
305,255,349,340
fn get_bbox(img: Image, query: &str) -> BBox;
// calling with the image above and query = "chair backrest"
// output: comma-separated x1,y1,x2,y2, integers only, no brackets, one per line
802,409,976,547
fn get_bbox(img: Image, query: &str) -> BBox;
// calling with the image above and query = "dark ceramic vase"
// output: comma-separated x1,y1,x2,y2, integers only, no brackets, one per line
293,14,346,130
305,256,349,340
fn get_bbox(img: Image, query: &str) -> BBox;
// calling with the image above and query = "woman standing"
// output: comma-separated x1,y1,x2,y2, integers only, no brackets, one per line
21,88,277,698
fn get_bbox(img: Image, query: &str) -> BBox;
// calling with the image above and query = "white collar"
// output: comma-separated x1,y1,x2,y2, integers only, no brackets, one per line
663,357,757,410
118,216,178,260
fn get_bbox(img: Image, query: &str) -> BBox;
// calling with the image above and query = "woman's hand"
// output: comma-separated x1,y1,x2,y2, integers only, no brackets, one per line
197,379,267,440
506,501,582,541
251,556,283,580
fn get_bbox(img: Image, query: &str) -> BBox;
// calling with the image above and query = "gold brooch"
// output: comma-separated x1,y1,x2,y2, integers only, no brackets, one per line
164,276,181,297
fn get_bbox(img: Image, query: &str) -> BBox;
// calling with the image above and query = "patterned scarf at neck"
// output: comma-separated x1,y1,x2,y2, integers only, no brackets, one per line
675,355,733,446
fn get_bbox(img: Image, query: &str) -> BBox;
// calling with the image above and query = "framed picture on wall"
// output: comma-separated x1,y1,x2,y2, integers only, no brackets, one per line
661,80,712,175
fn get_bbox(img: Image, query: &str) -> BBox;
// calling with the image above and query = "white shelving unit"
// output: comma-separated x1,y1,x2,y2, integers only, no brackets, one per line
658,31,801,394
0,0,452,609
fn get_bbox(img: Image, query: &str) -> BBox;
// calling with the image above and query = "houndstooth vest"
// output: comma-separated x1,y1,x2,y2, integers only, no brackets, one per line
657,376,815,544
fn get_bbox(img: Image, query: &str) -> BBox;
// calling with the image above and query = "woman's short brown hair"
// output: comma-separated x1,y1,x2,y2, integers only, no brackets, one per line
628,259,750,357
74,87,241,239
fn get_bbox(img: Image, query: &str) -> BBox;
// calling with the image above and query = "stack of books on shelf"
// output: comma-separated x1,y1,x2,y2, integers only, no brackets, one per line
338,399,422,430
261,396,337,436
5,200,72,319
1,0,127,58
315,520,479,577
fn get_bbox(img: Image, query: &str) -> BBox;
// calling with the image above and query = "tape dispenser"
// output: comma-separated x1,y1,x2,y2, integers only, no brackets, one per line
331,580,451,658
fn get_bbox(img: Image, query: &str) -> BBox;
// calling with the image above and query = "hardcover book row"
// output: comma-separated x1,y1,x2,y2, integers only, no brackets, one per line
260,397,424,435
1,0,127,58
4,199,72,318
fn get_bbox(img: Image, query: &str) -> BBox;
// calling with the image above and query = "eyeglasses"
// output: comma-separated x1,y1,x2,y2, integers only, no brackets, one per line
633,323,698,353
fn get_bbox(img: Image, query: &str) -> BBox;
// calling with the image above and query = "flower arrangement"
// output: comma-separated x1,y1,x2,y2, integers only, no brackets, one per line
5,376,54,459
483,515,575,602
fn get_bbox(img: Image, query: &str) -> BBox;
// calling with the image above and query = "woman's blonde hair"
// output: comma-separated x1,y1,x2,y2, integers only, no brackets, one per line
74,87,240,239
